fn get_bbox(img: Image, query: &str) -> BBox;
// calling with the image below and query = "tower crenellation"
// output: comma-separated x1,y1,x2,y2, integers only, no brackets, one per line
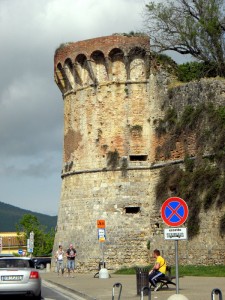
54,35,150,95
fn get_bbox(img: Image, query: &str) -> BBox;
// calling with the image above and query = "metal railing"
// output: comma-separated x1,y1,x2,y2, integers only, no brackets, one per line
211,288,223,300
112,282,122,300
140,286,151,300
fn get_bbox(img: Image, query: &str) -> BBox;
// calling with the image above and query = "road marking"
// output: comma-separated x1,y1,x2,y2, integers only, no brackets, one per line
43,280,86,300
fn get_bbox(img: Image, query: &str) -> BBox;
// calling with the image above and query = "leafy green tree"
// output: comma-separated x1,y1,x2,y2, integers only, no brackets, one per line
16,214,54,256
143,0,225,76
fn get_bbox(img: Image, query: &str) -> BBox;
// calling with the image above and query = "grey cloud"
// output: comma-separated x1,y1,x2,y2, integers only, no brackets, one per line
0,0,145,214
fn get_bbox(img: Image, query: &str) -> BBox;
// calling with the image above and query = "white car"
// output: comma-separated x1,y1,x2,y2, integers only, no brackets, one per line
0,257,41,299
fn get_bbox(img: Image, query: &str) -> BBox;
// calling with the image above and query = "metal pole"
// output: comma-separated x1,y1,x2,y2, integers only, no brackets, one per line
102,242,105,267
175,240,179,294
140,286,151,300
112,283,122,300
211,288,223,300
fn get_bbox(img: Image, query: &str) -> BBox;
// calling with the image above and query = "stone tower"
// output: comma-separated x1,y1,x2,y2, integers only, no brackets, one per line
53,35,168,271
53,35,225,269
48,28,225,269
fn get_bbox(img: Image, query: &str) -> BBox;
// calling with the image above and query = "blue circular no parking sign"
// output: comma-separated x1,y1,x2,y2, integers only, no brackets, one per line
161,197,189,227
18,249,23,255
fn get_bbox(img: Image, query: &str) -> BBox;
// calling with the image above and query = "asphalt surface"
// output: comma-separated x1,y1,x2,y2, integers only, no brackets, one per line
41,270,225,300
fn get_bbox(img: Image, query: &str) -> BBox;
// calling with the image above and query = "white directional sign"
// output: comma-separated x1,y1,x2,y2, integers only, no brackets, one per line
98,228,106,242
27,239,33,253
164,227,188,240
27,239,30,250
28,231,34,253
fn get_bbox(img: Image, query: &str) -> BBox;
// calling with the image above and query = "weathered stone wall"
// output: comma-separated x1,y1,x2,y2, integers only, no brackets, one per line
165,78,225,113
56,169,161,271
150,78,225,266
53,35,225,272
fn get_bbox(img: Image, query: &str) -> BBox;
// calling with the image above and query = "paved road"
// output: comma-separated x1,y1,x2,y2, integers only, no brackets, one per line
41,271,225,300
42,280,88,300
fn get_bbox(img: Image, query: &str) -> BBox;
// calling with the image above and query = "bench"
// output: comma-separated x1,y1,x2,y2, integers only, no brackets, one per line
157,266,176,289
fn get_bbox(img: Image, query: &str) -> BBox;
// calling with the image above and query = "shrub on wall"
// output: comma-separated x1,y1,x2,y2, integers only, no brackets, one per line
177,61,218,82
107,150,120,169
219,214,225,237
155,103,225,238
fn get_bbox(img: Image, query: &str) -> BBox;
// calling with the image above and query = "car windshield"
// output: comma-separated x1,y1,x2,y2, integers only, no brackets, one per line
0,259,34,269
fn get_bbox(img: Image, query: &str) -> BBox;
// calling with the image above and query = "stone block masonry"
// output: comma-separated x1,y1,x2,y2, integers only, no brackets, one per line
53,35,225,272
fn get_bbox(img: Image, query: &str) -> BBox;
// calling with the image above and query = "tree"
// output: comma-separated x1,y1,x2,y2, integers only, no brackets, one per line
16,214,54,256
143,0,225,76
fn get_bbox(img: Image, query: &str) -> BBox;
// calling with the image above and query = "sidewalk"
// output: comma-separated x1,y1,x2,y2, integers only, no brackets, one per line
41,270,225,300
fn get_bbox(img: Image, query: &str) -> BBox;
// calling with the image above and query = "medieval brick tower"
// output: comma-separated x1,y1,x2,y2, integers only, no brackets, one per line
53,35,167,271
52,35,225,271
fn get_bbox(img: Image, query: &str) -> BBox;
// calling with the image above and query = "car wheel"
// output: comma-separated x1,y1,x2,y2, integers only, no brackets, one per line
39,263,45,270
34,291,42,299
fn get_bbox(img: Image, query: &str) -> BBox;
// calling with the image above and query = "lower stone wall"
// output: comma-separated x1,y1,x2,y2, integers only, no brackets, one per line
149,206,225,267
53,168,159,272
53,164,225,272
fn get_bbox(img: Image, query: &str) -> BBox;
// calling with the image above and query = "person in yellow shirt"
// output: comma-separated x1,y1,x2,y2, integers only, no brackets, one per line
148,249,167,291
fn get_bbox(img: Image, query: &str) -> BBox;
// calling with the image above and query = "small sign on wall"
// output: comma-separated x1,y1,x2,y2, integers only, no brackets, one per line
97,220,105,229
98,228,106,242
164,227,188,240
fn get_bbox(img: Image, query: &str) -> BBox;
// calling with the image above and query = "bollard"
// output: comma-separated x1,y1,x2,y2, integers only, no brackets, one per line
46,263,51,273
140,286,151,300
211,288,223,300
167,294,189,300
112,282,122,300
99,268,109,279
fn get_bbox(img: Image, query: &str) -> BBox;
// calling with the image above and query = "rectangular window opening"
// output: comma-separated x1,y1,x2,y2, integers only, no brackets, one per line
129,155,148,161
125,207,140,214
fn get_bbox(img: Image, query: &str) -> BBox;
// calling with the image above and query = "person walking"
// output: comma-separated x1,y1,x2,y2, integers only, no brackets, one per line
66,243,76,277
55,245,65,277
149,249,167,291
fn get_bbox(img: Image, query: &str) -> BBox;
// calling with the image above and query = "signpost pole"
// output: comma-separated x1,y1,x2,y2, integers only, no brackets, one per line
161,197,189,295
175,240,179,294
97,220,106,267
102,242,104,267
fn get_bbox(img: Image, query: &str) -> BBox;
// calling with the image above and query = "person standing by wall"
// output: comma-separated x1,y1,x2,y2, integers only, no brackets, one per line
55,245,64,277
66,243,76,277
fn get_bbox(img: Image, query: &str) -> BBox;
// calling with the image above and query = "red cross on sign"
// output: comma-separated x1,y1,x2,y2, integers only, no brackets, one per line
161,197,189,227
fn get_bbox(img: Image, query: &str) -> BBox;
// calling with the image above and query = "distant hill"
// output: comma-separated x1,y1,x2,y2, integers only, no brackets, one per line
0,201,57,232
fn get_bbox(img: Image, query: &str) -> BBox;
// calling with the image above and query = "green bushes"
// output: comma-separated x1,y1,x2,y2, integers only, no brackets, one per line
177,61,218,82
155,103,225,238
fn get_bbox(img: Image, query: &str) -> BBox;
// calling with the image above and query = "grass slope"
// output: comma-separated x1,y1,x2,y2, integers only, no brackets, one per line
115,265,225,277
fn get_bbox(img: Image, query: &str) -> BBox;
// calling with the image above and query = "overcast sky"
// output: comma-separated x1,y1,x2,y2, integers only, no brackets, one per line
0,0,186,216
